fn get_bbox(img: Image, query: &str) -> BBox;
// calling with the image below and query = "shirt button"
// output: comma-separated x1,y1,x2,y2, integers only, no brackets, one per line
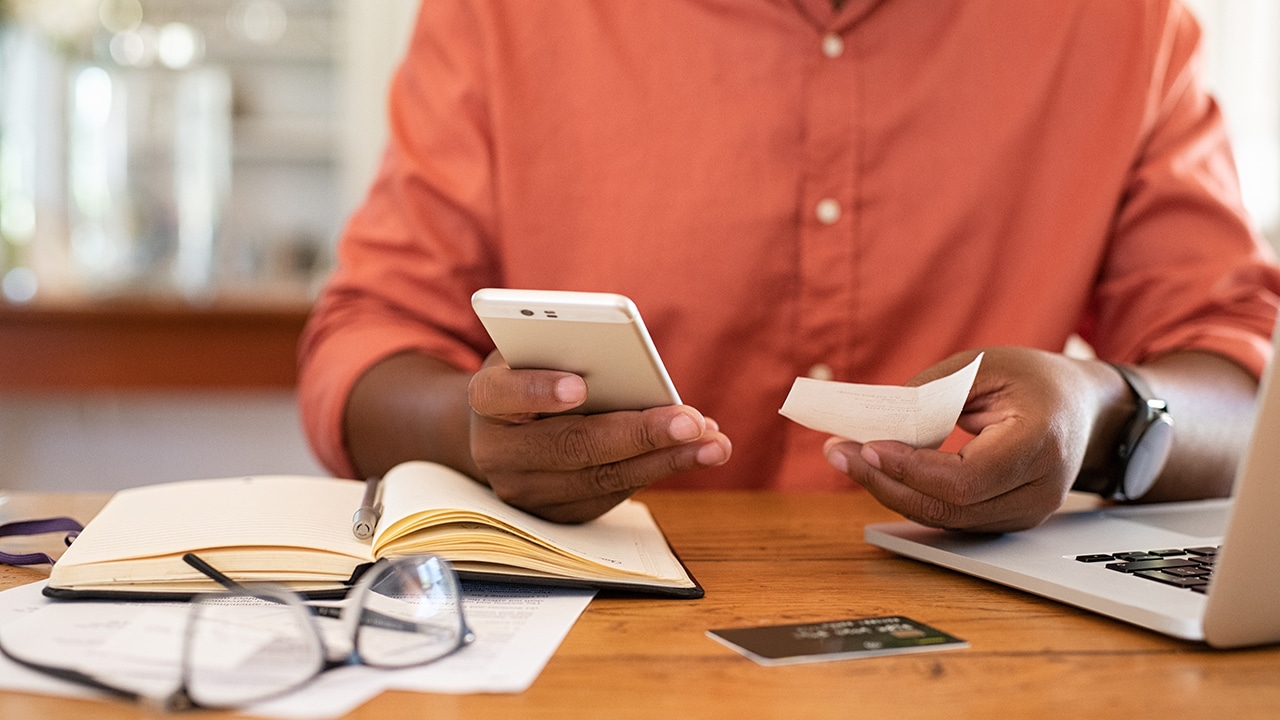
821,33,844,58
815,198,841,225
808,363,835,381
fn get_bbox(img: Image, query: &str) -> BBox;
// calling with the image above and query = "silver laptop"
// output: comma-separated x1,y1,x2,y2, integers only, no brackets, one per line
865,331,1280,649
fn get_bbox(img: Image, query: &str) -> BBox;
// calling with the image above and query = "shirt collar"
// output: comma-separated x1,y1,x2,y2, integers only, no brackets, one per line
787,0,891,32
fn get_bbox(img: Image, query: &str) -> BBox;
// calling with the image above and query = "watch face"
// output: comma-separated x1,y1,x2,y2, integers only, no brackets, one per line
1122,413,1175,500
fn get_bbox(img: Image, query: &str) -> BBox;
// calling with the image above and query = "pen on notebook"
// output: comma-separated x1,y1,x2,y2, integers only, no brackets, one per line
351,476,383,540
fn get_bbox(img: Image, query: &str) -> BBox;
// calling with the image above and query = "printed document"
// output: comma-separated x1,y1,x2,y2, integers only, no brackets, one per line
0,580,594,719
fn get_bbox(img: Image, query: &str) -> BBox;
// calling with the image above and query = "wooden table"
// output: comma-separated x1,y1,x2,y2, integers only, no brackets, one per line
1,490,1277,719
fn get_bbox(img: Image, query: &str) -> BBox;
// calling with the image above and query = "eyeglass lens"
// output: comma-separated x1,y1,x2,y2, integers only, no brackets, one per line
184,589,324,708
354,556,470,668
183,555,470,708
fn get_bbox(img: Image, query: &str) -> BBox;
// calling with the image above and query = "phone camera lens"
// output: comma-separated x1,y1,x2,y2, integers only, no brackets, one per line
520,309,534,316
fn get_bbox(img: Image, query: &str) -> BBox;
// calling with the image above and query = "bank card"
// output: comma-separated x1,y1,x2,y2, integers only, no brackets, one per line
707,616,967,666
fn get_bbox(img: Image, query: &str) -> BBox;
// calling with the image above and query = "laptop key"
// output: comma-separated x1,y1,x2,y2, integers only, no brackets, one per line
1075,554,1116,563
1105,557,1202,573
1134,570,1210,589
1184,546,1218,556
1112,552,1165,562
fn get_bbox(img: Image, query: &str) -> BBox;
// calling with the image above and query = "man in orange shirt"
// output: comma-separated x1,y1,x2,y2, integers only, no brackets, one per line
299,1,1280,531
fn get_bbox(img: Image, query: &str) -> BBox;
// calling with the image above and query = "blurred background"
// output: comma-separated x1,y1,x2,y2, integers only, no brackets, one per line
0,0,416,491
0,0,418,303
0,0,1276,493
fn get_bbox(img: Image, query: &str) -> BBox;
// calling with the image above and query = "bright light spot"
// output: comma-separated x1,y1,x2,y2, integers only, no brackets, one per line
229,0,288,46
2,267,39,304
157,23,203,69
109,29,152,67
99,0,144,34
74,66,114,128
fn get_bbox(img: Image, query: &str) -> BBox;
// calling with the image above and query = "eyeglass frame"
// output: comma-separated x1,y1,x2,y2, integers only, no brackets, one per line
0,552,476,711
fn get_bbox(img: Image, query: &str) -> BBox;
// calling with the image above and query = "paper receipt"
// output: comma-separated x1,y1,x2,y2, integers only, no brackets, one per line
778,354,983,448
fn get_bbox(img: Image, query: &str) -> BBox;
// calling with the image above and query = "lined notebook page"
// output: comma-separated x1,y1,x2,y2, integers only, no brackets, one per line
376,462,689,582
57,476,373,568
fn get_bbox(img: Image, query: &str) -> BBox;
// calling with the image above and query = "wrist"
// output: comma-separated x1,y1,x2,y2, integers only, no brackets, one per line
1074,362,1175,501
1077,359,1133,475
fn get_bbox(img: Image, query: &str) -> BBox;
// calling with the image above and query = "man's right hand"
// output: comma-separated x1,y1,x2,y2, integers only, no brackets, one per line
467,351,732,522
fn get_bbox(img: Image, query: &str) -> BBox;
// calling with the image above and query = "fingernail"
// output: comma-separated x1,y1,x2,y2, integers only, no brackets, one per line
554,376,587,404
696,438,729,466
860,445,881,470
826,447,849,474
669,413,701,441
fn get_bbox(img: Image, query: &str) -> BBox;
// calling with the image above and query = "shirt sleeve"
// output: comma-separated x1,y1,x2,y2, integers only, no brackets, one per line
1085,3,1280,377
297,1,500,478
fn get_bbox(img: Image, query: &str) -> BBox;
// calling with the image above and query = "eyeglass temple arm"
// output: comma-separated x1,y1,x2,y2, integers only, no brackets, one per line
182,552,461,638
181,552,355,620
0,641,141,702
182,553,249,593
182,552,344,620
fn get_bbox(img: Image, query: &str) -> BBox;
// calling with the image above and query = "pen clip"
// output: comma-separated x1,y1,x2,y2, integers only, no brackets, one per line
351,477,383,540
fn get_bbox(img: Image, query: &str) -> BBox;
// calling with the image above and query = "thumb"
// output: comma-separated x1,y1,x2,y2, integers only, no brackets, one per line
859,440,916,476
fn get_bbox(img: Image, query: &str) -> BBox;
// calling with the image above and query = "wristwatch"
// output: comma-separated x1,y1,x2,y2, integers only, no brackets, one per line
1072,363,1175,501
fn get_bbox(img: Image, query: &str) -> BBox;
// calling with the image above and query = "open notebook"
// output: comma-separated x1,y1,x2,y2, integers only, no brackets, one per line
866,325,1280,648
46,461,702,600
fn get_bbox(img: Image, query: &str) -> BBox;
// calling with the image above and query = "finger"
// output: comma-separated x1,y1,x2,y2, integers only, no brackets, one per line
831,448,1003,530
832,441,973,528
468,364,588,419
490,434,732,522
859,439,1016,507
476,405,722,473
854,464,1054,533
827,435,1059,530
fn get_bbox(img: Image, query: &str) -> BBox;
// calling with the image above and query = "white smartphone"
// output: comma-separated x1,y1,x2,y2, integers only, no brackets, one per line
471,288,681,414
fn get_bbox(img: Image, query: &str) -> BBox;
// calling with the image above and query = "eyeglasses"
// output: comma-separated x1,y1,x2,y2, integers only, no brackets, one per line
0,553,475,710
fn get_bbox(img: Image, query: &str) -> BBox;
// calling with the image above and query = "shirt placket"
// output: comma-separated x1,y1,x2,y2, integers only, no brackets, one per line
796,24,859,383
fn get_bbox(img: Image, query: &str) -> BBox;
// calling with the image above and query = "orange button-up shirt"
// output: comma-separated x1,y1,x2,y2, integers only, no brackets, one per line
300,0,1280,491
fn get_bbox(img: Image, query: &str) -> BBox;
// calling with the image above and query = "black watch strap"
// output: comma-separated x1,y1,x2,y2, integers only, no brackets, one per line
1073,363,1174,500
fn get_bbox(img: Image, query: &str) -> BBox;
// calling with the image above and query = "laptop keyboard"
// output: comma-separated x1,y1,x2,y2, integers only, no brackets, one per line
1075,546,1218,594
